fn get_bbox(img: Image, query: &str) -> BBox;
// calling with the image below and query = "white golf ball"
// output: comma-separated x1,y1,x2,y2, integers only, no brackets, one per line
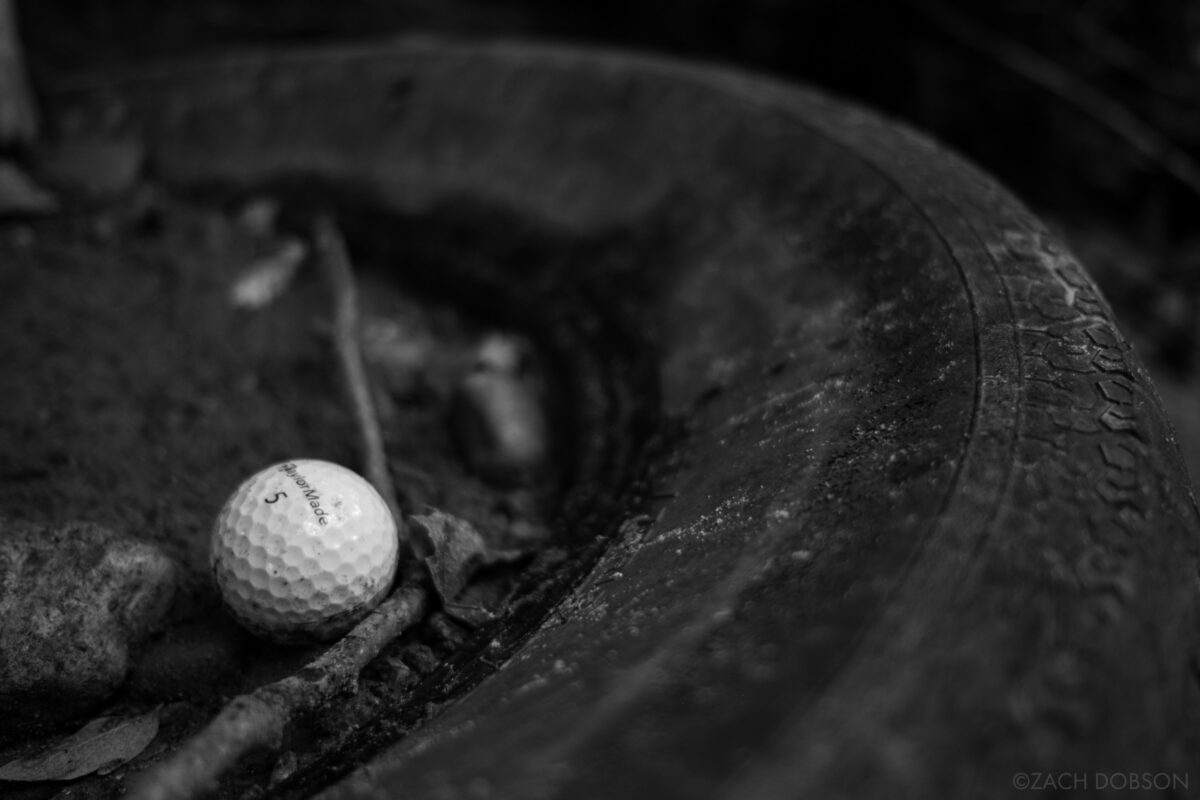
211,459,399,643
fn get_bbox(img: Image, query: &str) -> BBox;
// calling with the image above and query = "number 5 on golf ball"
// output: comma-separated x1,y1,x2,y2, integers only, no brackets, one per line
210,459,399,643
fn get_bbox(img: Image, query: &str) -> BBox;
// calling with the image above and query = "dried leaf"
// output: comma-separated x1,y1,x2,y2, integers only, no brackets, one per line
229,238,307,309
0,709,160,782
410,510,525,603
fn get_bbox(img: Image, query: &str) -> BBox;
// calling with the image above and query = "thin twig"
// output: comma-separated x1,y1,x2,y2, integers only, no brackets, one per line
916,0,1200,201
126,215,434,800
125,585,427,800
312,214,409,547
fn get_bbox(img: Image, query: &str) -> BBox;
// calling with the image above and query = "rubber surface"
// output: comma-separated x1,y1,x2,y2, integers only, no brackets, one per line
53,41,1200,799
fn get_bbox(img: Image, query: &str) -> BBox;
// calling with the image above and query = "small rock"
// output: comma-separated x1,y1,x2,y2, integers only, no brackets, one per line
228,237,308,310
0,520,177,734
451,368,549,486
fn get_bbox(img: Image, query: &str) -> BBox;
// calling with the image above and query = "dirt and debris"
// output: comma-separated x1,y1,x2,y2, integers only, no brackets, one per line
0,171,566,798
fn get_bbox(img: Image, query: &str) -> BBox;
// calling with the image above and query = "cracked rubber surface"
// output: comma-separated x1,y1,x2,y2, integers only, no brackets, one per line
52,41,1200,799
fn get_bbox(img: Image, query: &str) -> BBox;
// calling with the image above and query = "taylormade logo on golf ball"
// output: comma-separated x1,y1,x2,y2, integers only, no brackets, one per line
275,461,332,525
210,459,399,643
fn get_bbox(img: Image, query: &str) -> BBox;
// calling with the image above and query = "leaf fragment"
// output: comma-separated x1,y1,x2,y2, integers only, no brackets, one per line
0,708,160,782
410,510,525,603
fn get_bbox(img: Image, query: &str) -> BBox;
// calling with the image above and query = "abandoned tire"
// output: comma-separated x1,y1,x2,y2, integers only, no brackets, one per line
54,41,1200,799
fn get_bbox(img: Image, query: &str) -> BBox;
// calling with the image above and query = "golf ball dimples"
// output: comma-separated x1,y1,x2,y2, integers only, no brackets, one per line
211,459,399,643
